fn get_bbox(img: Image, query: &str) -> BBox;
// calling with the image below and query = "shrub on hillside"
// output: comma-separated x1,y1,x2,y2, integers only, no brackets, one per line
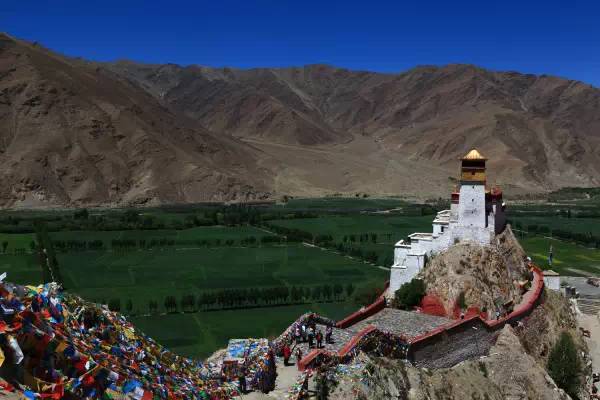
392,278,426,310
547,331,581,399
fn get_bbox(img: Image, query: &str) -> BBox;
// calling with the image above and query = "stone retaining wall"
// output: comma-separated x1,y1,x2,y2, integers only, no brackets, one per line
407,263,544,366
296,264,545,371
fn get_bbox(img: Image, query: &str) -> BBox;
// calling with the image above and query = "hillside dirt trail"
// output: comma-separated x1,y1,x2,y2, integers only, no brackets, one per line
578,312,600,373
243,357,309,400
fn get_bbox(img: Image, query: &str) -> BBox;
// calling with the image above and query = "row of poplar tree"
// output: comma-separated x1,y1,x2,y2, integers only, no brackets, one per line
104,283,357,314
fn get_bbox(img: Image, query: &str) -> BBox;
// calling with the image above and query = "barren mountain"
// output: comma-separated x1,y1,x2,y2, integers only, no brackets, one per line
105,59,600,193
2,32,600,207
0,33,271,207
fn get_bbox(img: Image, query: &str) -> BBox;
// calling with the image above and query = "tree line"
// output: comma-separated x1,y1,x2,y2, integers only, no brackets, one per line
47,235,284,252
513,221,600,248
105,283,357,314
263,223,395,266
0,206,319,234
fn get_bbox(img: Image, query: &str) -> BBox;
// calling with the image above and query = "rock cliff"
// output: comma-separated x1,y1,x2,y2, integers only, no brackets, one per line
330,326,575,400
419,226,529,317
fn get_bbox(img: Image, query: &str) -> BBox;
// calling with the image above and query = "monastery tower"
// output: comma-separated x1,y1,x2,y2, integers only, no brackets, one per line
388,149,506,297
457,149,487,229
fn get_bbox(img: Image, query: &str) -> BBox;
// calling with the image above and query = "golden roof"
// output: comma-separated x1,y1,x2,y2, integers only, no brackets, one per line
462,149,486,160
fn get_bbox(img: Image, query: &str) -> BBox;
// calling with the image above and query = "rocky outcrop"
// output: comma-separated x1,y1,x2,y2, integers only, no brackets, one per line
419,227,529,317
516,289,583,366
330,326,573,400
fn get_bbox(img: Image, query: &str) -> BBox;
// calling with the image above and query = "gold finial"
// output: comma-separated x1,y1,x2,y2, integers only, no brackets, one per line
462,149,486,160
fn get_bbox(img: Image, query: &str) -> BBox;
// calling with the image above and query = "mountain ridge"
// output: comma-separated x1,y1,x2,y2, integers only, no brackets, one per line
1,33,600,207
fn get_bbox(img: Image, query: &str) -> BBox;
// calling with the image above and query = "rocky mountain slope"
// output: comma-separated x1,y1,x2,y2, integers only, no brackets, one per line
2,32,600,206
0,33,271,207
105,59,600,194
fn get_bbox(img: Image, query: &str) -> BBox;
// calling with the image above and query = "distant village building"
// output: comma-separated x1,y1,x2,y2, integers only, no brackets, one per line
389,149,507,295
542,270,561,291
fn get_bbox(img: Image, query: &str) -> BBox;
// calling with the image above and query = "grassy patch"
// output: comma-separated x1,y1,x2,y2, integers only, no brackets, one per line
268,215,432,241
511,216,600,237
519,236,600,276
277,197,408,211
0,232,35,252
267,215,432,265
129,302,358,359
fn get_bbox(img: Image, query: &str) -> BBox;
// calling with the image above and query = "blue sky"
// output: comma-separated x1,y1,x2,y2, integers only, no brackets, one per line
2,0,599,86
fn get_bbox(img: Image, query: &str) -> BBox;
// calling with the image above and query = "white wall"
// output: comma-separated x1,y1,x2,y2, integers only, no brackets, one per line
389,254,425,296
543,276,561,291
394,246,409,265
458,184,486,229
450,225,492,246
450,202,458,220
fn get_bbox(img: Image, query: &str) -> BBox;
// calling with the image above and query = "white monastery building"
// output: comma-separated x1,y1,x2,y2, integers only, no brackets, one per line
389,149,507,295
542,270,561,291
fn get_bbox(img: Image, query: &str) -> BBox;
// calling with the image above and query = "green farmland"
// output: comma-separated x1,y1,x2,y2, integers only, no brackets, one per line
55,245,386,309
268,215,433,241
277,197,409,211
511,216,600,237
1,195,600,359
519,236,600,276
130,302,359,358
0,229,387,359
0,244,386,307
266,215,433,265
51,225,269,248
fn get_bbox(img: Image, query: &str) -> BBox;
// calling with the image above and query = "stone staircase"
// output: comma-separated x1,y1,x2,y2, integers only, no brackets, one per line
578,294,600,315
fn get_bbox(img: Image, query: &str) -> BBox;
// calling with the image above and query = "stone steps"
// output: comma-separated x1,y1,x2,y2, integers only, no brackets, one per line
578,297,600,315
579,294,600,300
579,304,600,315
